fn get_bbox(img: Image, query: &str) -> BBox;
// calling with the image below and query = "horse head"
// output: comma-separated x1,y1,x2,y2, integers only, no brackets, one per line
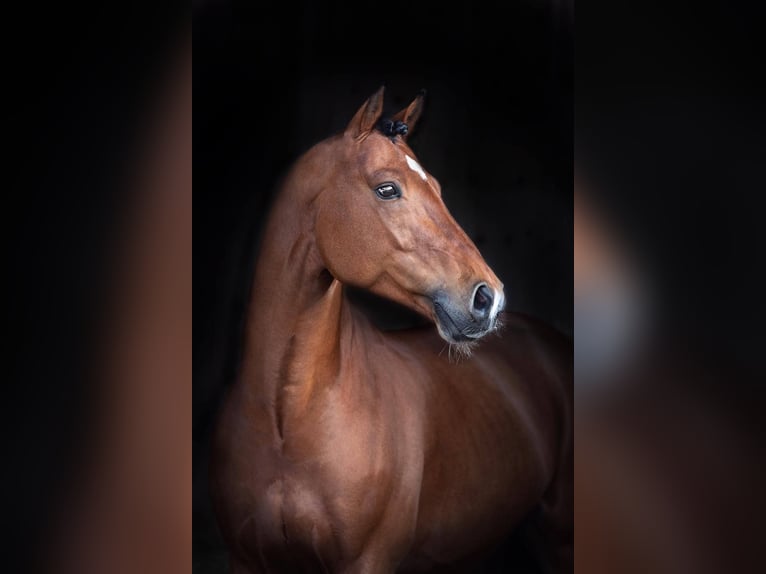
314,87,505,353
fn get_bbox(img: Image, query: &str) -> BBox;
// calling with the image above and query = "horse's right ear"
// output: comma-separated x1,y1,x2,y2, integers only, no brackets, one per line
392,90,425,141
345,86,385,139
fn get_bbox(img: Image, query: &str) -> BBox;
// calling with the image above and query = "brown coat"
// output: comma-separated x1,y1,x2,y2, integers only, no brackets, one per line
210,88,572,573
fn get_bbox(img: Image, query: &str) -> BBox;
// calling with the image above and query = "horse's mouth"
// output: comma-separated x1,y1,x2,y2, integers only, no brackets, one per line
432,300,488,343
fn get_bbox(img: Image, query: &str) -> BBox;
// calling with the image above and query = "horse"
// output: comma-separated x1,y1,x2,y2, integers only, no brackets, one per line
210,87,572,573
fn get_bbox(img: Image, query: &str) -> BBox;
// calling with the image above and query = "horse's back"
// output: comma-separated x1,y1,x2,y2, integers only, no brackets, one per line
487,312,572,384
485,312,572,442
487,313,573,572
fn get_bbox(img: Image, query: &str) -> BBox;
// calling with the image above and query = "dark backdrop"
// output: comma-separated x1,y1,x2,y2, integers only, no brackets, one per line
3,3,187,571
194,1,572,570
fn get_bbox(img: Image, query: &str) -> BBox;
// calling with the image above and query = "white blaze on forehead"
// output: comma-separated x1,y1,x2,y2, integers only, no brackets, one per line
405,154,428,181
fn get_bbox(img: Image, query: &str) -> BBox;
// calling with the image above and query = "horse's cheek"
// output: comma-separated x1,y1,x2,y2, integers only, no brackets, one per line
316,205,376,286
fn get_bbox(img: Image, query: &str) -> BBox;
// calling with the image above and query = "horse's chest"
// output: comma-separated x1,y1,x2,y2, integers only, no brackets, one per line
247,455,409,571
234,471,339,571
256,398,422,566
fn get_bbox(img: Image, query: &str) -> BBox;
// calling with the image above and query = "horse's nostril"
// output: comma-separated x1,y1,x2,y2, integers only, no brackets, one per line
472,284,493,317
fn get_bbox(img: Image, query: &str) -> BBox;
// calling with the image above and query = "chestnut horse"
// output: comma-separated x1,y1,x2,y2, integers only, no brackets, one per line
210,88,572,573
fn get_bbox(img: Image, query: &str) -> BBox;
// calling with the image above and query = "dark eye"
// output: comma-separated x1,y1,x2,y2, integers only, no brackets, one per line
374,183,401,200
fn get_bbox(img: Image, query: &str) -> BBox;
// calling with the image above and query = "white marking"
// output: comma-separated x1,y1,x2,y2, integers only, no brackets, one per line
405,154,428,181
490,288,503,320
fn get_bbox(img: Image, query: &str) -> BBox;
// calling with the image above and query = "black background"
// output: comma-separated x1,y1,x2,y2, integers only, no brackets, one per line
193,0,572,570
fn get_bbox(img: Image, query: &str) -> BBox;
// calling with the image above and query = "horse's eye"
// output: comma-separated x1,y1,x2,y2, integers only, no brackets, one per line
374,183,401,200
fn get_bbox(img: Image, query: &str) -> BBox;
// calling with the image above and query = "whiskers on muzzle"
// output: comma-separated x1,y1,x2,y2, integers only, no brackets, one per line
444,314,505,363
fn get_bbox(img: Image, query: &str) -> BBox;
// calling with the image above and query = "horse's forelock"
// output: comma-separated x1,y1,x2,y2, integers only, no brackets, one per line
376,118,408,140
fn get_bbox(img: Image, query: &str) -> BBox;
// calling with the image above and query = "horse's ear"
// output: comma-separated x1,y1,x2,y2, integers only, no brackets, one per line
392,90,425,140
345,86,385,139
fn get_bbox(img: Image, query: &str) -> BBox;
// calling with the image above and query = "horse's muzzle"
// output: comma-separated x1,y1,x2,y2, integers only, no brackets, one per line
432,287,503,344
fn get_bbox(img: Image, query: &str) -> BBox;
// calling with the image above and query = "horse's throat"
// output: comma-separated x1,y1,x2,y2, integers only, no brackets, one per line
275,279,346,437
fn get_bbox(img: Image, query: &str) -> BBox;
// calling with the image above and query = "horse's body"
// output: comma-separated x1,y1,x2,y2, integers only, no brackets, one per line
210,89,572,573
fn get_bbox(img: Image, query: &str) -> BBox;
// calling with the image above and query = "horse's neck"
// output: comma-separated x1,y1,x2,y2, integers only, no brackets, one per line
242,171,356,409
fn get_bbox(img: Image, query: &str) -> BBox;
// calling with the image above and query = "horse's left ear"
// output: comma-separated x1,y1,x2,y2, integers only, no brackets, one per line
392,90,426,141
